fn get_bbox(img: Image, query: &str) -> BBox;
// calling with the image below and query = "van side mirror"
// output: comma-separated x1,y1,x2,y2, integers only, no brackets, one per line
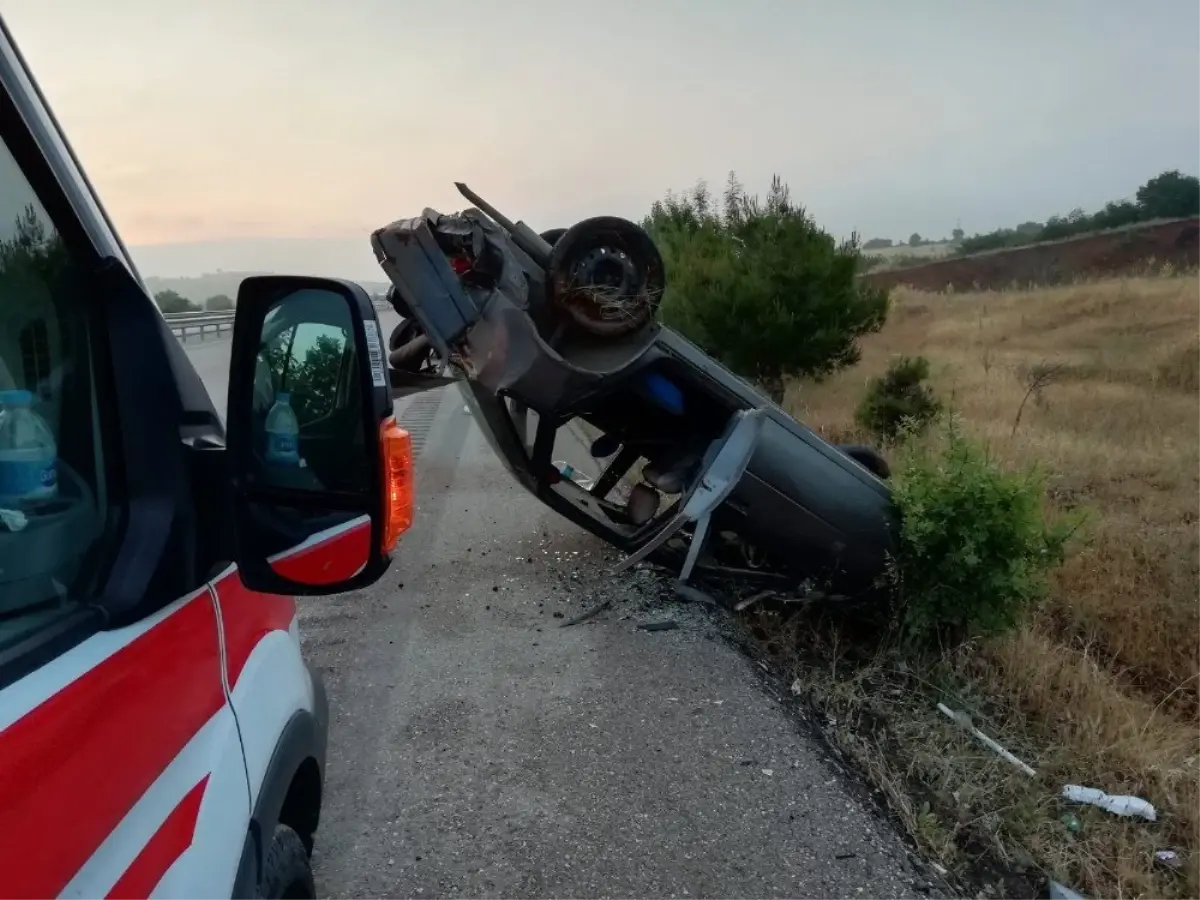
225,276,414,595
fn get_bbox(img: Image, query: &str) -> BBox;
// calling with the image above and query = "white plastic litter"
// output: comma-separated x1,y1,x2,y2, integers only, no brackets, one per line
1062,784,1157,821
552,460,594,491
1155,849,1181,870
936,702,1037,777
1048,880,1087,900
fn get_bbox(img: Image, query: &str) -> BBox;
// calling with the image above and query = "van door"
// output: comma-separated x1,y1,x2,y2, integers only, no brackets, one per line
0,21,250,898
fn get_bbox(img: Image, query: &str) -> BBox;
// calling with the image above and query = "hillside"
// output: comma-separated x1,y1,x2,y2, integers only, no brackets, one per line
783,274,1199,899
862,217,1198,292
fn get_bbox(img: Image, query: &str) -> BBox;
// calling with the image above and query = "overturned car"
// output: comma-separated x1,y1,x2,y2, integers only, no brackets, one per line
371,184,898,598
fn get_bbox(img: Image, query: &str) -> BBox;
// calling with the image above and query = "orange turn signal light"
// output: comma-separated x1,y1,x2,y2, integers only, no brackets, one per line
379,416,414,554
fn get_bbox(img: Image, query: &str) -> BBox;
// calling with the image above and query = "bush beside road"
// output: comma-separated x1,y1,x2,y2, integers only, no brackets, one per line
775,274,1198,900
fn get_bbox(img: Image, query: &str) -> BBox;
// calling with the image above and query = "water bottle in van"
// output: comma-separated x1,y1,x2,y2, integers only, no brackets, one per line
265,391,300,467
0,389,57,505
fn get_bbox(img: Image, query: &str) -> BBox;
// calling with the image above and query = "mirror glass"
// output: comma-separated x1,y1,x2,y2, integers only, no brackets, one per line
250,289,368,494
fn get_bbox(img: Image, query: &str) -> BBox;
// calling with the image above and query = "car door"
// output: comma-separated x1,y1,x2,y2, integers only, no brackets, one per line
0,19,250,899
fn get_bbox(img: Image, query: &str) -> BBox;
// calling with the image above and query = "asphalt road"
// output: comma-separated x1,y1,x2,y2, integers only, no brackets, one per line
184,316,939,899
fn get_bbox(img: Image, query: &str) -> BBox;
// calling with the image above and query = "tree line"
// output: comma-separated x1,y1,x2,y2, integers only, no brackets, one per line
861,169,1200,257
864,230,964,251
873,169,1200,256
153,290,234,314
955,169,1199,254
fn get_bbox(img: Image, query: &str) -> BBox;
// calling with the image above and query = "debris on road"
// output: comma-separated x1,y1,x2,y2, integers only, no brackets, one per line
637,620,680,632
734,590,777,612
558,598,612,628
673,583,719,606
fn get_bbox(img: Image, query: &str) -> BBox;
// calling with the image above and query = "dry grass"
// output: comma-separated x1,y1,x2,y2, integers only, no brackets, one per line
780,274,1200,898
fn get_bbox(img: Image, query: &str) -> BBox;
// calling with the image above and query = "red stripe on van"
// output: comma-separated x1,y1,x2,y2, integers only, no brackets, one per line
267,516,371,586
0,597,222,899
106,776,210,899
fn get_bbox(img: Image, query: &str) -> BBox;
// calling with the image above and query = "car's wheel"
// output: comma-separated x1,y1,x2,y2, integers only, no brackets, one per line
389,318,419,352
545,217,665,338
837,444,891,480
257,825,315,900
385,286,412,319
389,318,438,373
540,227,567,246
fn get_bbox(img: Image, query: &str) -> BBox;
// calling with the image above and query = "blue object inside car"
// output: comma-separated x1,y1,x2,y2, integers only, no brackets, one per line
639,372,685,416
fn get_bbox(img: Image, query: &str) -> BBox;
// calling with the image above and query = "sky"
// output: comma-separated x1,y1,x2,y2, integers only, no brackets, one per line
3,0,1198,280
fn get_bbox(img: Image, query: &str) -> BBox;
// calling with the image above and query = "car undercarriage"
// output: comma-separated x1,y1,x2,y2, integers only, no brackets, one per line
372,184,898,601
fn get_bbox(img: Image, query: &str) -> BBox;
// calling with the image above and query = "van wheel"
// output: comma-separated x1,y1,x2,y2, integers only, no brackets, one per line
258,825,315,899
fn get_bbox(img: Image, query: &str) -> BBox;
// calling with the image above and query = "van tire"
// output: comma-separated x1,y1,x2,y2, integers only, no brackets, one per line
258,825,316,899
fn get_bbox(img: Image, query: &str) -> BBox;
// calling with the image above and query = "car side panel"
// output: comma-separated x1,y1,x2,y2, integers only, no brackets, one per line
0,589,247,899
212,520,369,846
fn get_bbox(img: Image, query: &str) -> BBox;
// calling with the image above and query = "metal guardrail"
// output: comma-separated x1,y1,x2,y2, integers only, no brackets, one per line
165,301,393,344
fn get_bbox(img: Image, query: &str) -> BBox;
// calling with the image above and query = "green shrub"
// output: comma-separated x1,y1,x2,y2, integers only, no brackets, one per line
644,173,889,402
153,289,198,314
855,356,941,443
204,293,234,311
888,422,1079,645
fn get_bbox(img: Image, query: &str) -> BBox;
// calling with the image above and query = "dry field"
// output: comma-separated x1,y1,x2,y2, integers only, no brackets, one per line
780,274,1199,898
865,241,959,261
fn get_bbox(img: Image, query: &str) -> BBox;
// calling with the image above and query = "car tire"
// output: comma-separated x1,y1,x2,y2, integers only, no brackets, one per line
389,318,437,373
837,444,891,480
385,286,412,319
389,319,418,352
257,825,316,900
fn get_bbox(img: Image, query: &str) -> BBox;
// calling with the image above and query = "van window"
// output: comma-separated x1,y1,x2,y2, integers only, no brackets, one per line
0,135,112,648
